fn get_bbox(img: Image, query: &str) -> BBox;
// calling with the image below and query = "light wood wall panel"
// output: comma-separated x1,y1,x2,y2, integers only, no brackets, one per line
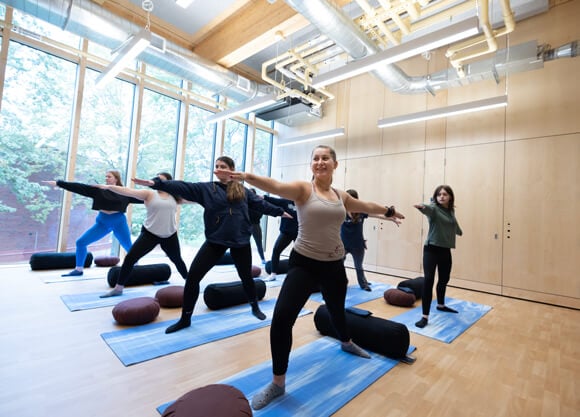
506,0,580,141
445,142,505,288
372,152,426,272
503,134,580,308
380,57,431,155
345,74,384,159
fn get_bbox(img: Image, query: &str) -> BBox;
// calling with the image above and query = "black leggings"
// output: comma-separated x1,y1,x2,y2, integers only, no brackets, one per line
271,250,349,376
117,226,188,286
421,244,452,316
182,241,255,313
251,223,265,261
270,232,296,273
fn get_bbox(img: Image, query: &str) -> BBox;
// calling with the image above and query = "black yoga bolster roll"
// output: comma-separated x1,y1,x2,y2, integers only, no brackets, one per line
396,276,425,299
203,279,266,310
265,259,289,274
314,304,410,359
107,263,172,287
29,252,93,271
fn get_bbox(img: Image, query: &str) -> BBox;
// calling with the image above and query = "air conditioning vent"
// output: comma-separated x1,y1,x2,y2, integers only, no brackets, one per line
255,97,322,126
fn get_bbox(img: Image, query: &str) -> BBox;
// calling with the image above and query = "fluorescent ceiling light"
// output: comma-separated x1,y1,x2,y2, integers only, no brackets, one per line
377,95,508,128
278,127,345,147
96,28,151,87
175,0,195,8
206,94,278,124
312,16,480,88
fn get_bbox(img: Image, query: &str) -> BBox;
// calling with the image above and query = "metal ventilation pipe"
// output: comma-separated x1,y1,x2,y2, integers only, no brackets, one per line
3,0,273,102
540,41,579,61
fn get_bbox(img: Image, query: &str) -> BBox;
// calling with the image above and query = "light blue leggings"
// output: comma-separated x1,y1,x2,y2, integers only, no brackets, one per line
75,212,133,267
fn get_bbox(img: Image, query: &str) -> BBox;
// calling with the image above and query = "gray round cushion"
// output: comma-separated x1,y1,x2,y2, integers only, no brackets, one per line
112,297,160,325
155,285,184,308
161,384,252,417
384,288,416,307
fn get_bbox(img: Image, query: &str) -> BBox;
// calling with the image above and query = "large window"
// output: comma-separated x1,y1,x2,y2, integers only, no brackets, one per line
0,40,76,262
63,70,136,258
177,106,216,252
0,7,274,264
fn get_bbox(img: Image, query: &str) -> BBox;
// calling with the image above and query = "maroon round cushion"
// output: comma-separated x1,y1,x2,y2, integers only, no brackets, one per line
251,265,261,278
112,297,160,325
94,256,120,267
155,285,184,308
384,288,416,307
162,384,252,417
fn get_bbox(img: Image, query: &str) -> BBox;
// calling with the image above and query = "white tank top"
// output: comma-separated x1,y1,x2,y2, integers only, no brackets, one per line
293,183,346,261
143,191,178,238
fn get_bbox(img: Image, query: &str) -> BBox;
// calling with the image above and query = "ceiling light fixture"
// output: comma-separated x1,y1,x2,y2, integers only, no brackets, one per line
312,16,481,88
95,1,153,87
175,0,195,8
206,93,279,124
377,95,508,128
278,127,345,147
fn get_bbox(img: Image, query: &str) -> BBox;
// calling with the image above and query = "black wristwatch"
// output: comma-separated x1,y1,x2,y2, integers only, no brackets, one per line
385,206,395,217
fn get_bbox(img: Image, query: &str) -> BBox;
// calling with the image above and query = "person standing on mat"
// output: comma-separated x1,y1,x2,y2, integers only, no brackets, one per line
341,189,402,292
248,188,267,265
133,156,291,333
42,170,142,277
262,195,298,282
222,145,405,410
414,184,463,329
97,172,189,298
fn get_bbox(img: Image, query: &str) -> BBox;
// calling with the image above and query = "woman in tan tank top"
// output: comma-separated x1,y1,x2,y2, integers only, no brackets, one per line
220,145,405,411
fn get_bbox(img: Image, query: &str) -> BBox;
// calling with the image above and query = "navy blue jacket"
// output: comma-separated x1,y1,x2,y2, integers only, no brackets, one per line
340,213,368,250
264,195,298,237
151,178,285,247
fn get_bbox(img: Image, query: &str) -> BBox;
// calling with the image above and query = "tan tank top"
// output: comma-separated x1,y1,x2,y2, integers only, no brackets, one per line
293,183,346,261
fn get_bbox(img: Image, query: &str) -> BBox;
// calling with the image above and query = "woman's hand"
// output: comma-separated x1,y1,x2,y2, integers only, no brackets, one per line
41,180,56,187
132,178,154,187
385,217,402,227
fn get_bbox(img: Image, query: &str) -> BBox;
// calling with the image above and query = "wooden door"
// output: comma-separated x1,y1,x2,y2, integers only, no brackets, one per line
502,134,580,309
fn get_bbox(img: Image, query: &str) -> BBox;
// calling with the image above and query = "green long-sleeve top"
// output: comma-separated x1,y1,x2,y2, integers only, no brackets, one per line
417,203,463,249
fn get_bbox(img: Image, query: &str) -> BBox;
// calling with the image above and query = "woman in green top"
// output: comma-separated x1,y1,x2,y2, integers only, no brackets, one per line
414,185,463,328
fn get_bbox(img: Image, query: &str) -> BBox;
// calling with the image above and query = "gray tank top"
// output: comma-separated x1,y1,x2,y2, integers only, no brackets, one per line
293,183,346,261
143,191,178,238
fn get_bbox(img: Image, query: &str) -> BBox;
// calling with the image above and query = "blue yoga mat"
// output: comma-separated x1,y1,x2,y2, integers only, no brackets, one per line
60,287,161,311
309,282,393,307
157,337,415,416
389,297,492,343
101,298,311,366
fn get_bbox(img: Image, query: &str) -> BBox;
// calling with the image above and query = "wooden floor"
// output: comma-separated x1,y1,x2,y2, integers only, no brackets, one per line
0,258,578,417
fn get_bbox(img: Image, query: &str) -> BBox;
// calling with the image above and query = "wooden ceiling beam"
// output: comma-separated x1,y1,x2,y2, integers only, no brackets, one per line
194,0,352,68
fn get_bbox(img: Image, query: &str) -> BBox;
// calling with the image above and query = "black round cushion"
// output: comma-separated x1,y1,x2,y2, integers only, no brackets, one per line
107,263,171,287
384,288,416,307
203,279,266,310
314,304,410,359
251,265,261,277
112,297,160,325
94,256,120,267
397,276,425,299
29,252,93,271
161,384,252,417
155,285,184,308
265,258,289,274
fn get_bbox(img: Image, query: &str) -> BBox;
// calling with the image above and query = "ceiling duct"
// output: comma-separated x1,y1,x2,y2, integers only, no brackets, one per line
3,0,273,102
284,0,552,94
